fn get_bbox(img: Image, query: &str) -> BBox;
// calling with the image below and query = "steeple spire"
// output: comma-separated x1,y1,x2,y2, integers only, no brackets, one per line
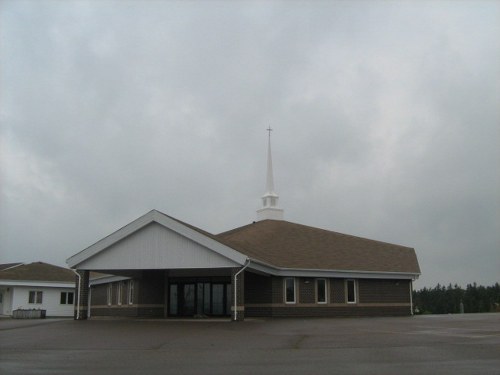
265,127,275,194
257,127,284,221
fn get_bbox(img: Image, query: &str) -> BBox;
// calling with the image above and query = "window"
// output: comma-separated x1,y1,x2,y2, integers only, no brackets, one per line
317,279,327,304
60,292,74,305
169,284,178,315
284,277,296,304
127,280,134,305
107,284,112,306
117,282,124,305
29,291,43,304
346,279,357,304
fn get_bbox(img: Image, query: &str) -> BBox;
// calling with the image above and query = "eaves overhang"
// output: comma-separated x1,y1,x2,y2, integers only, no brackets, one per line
247,258,420,280
0,280,75,288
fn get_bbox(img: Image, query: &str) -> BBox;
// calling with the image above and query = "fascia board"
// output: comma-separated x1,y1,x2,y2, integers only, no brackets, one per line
67,210,247,269
0,280,75,288
248,259,420,280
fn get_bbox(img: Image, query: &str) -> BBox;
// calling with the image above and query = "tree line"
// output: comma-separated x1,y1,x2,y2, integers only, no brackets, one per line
412,283,500,314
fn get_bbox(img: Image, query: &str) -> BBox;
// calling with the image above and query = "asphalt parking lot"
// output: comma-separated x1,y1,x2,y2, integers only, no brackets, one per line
1,313,499,375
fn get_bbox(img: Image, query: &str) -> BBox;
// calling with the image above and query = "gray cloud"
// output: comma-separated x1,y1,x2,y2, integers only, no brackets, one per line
1,0,498,287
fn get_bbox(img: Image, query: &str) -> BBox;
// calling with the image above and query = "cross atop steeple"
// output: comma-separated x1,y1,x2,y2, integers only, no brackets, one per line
257,127,284,221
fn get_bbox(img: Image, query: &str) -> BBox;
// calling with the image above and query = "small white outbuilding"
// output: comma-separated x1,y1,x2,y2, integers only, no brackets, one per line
0,262,75,317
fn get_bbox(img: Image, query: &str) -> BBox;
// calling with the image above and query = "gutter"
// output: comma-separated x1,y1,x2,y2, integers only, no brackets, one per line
233,259,251,321
247,258,420,280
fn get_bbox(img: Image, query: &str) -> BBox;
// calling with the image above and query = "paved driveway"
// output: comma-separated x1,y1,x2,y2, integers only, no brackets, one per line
1,314,499,374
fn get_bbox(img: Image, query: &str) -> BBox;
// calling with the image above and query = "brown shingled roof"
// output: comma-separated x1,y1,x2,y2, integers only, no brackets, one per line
217,220,420,274
0,262,75,282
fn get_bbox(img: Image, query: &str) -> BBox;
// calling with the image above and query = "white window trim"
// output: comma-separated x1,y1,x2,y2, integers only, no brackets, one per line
316,278,328,304
346,279,357,304
60,291,74,305
28,290,43,304
284,277,296,304
117,282,123,305
107,284,112,306
128,280,134,305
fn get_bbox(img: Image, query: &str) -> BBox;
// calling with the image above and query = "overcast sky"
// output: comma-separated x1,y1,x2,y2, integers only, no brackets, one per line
1,1,499,288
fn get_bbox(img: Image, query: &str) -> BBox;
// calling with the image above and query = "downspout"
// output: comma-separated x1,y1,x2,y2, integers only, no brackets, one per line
233,259,251,321
88,285,92,318
410,279,414,316
71,269,81,320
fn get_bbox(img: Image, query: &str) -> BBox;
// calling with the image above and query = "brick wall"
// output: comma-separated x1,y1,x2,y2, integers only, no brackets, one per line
358,279,410,303
91,283,107,305
88,273,413,319
245,272,272,304
331,278,345,303
89,271,165,318
74,270,89,320
245,276,412,318
298,278,315,304
271,276,283,303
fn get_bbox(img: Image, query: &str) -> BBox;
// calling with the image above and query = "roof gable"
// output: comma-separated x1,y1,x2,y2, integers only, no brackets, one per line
217,220,421,276
67,210,247,270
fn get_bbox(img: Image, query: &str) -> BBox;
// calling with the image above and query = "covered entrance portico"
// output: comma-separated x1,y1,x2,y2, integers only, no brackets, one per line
67,211,249,321
86,268,236,319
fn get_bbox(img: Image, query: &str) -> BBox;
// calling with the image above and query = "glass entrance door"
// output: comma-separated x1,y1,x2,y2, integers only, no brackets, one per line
181,284,195,316
211,284,224,315
169,281,231,317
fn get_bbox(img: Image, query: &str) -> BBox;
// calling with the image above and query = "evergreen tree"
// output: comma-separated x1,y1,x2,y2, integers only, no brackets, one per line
413,283,500,314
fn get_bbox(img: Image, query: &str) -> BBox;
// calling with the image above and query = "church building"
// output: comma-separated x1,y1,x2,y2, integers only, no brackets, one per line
67,131,420,320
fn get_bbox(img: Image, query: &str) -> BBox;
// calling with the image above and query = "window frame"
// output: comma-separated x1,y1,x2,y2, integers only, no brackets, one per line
28,290,43,304
346,279,357,304
117,281,124,305
127,280,134,305
107,284,113,306
284,277,296,304
316,278,327,304
60,291,74,305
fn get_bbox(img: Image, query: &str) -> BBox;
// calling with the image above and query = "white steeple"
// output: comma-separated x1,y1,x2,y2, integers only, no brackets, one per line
257,127,284,221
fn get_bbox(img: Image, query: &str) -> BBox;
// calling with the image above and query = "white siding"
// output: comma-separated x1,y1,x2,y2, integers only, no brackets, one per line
11,286,75,317
78,222,240,270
